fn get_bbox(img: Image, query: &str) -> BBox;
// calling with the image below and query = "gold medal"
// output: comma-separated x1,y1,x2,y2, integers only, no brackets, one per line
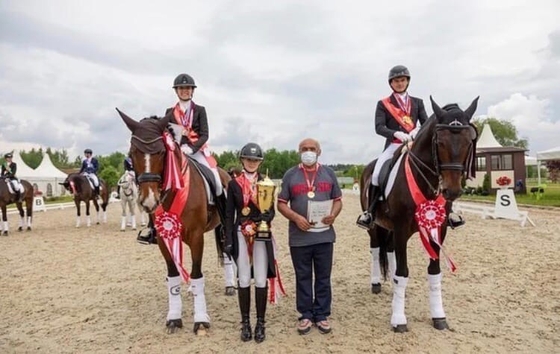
241,207,250,216
403,115,412,125
307,191,315,199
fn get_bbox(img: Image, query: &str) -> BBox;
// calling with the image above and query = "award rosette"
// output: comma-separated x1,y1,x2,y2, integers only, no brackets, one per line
154,210,190,282
255,174,276,241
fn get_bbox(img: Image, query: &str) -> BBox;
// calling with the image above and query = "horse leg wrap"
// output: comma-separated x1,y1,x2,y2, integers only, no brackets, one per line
428,273,446,319
388,252,396,280
27,216,32,229
370,248,381,284
190,277,210,323
3,221,8,232
167,276,182,320
19,216,24,228
391,275,409,327
223,255,236,287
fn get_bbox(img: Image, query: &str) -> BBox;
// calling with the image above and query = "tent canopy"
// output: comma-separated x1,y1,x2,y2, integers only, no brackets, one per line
536,146,560,161
34,152,68,179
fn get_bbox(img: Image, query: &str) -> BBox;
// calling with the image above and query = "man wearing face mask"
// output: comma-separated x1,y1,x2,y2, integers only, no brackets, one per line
277,138,343,335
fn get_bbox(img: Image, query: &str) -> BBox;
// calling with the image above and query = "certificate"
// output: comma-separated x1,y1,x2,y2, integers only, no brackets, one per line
307,199,333,232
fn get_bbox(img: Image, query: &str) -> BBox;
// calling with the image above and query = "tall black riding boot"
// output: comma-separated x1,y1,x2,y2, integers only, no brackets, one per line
254,286,268,343
137,217,158,245
15,191,21,203
238,286,252,342
115,186,121,199
356,185,381,230
216,193,227,226
95,185,100,197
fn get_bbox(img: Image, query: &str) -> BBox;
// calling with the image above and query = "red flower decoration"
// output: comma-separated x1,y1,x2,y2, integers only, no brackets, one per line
496,176,512,187
415,200,446,230
154,211,183,240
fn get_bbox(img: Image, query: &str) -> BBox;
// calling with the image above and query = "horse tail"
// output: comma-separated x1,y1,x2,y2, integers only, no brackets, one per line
214,224,225,267
375,225,392,281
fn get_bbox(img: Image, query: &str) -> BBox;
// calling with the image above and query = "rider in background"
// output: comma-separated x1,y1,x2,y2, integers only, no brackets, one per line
1,153,24,202
79,148,100,197
115,154,134,199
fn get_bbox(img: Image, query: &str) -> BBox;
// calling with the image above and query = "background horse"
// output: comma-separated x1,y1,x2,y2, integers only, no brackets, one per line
360,97,478,332
60,173,109,227
0,179,33,235
117,171,147,231
118,109,231,335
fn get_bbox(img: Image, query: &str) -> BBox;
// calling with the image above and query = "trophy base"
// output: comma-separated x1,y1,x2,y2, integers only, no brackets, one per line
255,231,272,242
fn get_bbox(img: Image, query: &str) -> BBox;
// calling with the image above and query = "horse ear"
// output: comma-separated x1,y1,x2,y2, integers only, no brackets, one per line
430,96,445,118
464,96,480,120
158,111,173,130
116,108,139,132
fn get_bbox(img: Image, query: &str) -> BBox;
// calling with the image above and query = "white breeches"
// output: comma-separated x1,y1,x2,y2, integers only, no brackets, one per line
84,173,99,187
236,229,268,288
8,179,23,192
371,143,400,186
190,150,223,196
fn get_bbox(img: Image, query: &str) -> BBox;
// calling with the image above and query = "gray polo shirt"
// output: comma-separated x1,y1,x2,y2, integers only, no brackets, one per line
278,164,342,247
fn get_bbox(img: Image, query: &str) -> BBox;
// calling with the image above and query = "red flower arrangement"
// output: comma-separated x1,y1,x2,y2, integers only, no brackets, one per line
496,176,512,187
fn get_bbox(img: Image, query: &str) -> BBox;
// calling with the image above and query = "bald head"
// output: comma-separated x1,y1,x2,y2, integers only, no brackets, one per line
298,138,321,154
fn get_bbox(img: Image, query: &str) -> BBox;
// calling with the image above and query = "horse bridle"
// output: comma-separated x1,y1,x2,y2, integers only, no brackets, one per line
131,135,164,184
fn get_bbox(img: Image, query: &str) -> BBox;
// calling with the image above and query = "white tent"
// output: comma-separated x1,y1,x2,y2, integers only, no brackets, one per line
11,150,42,179
33,152,68,197
536,146,560,185
477,124,502,148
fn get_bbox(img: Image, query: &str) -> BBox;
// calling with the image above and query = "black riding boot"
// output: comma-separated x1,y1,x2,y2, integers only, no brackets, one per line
254,286,267,343
448,211,465,229
238,286,252,342
15,191,21,203
137,218,158,245
115,186,121,199
95,185,100,197
356,185,381,230
216,193,227,226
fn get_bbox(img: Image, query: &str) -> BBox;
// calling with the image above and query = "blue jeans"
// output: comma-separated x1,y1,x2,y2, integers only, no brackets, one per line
290,242,333,322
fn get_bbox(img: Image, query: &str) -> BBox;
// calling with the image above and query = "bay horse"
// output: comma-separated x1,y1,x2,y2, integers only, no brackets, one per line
117,109,231,335
0,179,34,235
359,97,479,332
59,173,109,227
117,171,147,231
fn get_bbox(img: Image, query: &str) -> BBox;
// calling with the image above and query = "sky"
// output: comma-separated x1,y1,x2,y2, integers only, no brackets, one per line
1,0,559,164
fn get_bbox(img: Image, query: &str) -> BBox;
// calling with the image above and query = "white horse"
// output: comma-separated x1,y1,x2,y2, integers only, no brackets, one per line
117,171,146,231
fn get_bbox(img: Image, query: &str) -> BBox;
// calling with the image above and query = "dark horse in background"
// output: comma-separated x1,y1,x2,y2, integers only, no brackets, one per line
59,173,109,227
0,179,34,235
117,109,231,335
359,97,479,332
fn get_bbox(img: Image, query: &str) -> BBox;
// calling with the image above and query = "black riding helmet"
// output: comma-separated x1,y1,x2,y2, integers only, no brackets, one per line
84,148,93,154
239,143,264,161
4,153,13,159
173,73,197,88
388,65,411,83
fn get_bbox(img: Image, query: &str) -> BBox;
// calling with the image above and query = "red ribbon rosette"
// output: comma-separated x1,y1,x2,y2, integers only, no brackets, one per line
414,200,446,260
240,220,257,264
154,211,183,239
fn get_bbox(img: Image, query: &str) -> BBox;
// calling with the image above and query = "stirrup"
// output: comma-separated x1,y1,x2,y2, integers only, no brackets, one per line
448,213,465,229
356,212,374,230
137,228,157,245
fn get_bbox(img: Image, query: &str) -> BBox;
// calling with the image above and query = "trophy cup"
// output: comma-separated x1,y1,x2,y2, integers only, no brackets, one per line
255,172,276,241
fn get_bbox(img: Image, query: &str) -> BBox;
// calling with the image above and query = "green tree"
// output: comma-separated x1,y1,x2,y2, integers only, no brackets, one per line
99,165,120,189
20,147,44,169
473,117,528,149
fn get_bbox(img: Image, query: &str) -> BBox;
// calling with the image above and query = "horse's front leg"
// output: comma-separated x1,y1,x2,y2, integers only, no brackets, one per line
120,200,127,231
86,200,92,227
156,236,184,334
427,227,450,330
25,198,32,231
17,202,25,232
1,205,8,236
189,232,210,335
391,228,410,333
92,199,100,225
75,199,81,228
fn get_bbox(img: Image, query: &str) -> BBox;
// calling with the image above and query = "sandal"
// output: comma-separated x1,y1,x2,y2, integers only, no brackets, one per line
297,319,312,335
316,320,332,334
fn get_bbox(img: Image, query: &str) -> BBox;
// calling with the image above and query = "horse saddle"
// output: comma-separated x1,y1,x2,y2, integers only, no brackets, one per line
187,156,219,204
4,179,24,197
85,176,101,190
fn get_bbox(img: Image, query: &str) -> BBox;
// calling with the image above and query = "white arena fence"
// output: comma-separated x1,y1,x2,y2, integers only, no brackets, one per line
5,196,120,215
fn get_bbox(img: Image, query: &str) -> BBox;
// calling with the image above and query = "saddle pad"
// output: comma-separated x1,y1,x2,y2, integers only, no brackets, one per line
187,156,215,205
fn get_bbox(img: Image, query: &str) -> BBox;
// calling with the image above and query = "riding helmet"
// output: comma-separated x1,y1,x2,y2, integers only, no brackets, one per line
388,65,411,82
84,148,93,154
173,73,197,88
4,153,13,159
239,143,264,161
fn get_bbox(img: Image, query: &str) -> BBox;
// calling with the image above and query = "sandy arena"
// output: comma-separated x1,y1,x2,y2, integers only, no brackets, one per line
1,193,558,353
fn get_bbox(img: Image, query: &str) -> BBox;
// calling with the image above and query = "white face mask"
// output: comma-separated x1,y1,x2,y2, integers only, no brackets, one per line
301,151,318,166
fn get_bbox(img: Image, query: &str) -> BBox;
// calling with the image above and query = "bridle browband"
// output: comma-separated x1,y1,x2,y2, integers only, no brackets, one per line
131,134,164,184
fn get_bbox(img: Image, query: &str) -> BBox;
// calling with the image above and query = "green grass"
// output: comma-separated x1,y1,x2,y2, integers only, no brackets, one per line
462,182,560,207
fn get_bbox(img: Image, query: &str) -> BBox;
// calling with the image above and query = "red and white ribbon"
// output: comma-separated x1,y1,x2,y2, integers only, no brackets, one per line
154,211,190,282
162,132,184,191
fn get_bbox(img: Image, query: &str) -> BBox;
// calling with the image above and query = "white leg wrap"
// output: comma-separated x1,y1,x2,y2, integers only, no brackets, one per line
27,216,32,229
388,252,396,280
19,217,24,228
370,247,381,284
87,216,91,227
167,276,182,320
76,217,80,228
391,275,409,327
120,216,126,231
428,273,446,319
3,221,8,232
190,277,210,323
223,253,236,287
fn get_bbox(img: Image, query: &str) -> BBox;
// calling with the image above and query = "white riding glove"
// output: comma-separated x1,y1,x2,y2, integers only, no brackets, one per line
393,131,412,143
410,127,420,140
181,144,194,155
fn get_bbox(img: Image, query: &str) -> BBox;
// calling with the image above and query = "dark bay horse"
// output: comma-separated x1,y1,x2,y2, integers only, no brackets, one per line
117,109,231,335
359,97,479,332
0,179,33,235
59,173,109,227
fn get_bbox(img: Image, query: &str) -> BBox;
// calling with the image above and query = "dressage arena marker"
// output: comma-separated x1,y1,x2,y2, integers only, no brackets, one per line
33,196,46,212
453,198,535,227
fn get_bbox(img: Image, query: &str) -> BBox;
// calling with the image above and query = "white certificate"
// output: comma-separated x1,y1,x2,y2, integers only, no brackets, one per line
307,199,333,232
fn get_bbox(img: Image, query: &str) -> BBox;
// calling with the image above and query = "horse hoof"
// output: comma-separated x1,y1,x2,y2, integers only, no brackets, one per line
18,227,23,232
432,318,449,330
392,324,408,333
371,283,381,294
225,286,235,296
1,231,8,236
96,222,100,225
26,227,31,231
165,319,183,334
193,322,210,335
